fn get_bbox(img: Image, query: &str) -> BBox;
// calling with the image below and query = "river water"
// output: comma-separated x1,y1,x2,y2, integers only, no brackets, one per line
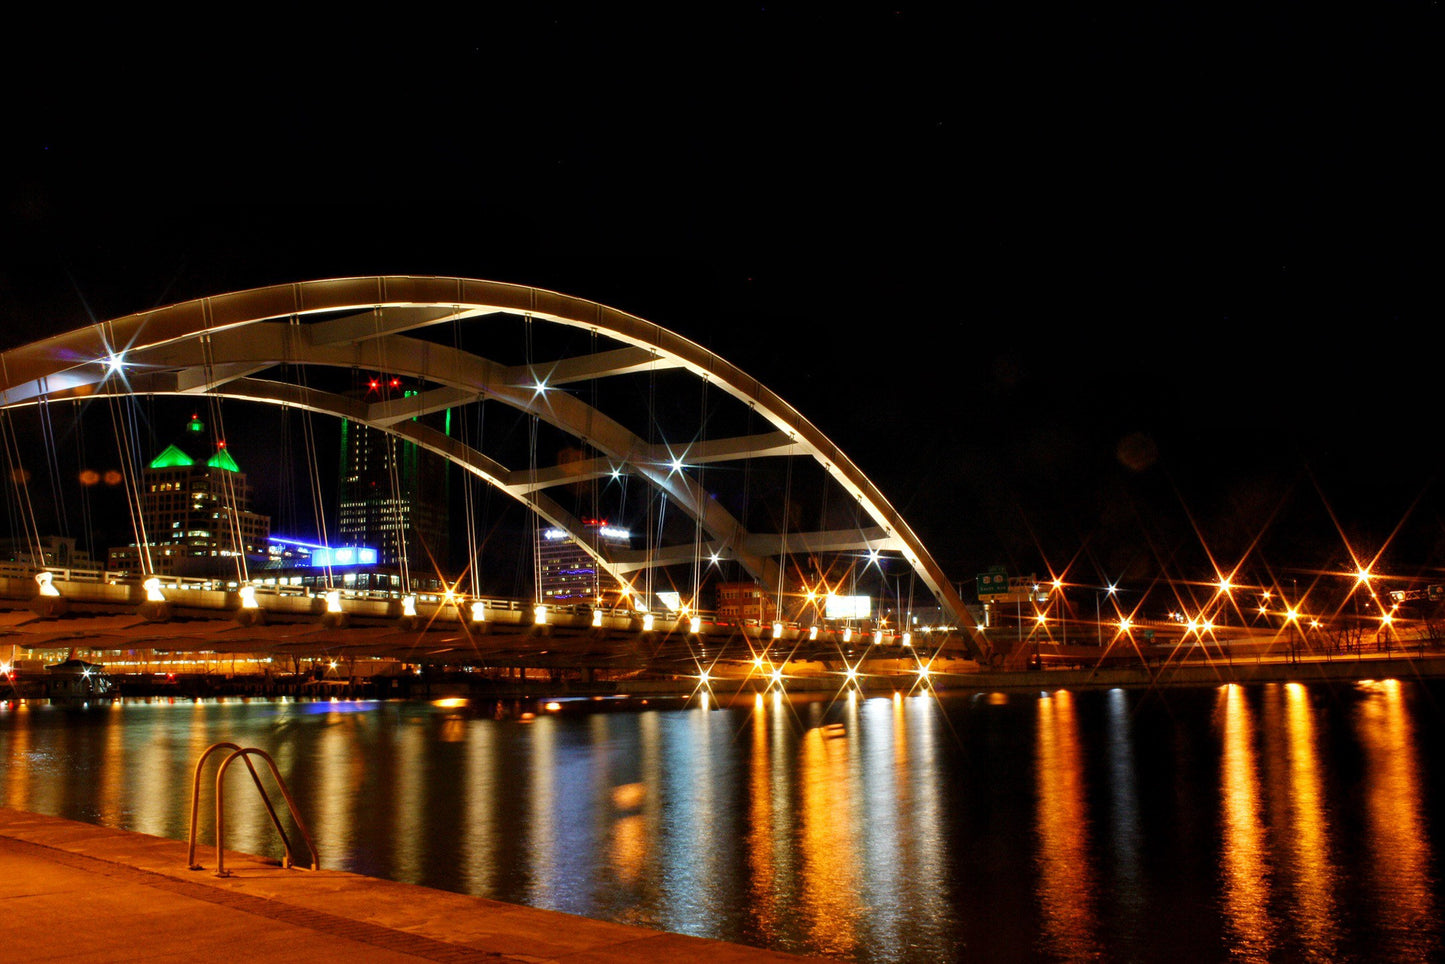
2,680,1443,961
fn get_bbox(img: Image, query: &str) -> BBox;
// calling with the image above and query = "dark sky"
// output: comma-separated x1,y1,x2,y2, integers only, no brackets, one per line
3,6,1440,594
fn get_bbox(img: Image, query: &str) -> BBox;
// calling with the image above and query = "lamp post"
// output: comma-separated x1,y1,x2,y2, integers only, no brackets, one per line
1052,578,1067,647
1034,611,1048,670
1284,606,1300,664
1096,583,1117,646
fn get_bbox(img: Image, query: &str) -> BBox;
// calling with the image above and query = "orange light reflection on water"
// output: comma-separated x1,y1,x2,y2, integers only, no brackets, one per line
3,703,32,812
1356,679,1439,956
463,721,499,894
744,694,779,935
1281,682,1340,955
797,720,861,957
608,723,649,891
1219,683,1274,961
1034,689,1100,959
525,717,557,907
97,707,125,826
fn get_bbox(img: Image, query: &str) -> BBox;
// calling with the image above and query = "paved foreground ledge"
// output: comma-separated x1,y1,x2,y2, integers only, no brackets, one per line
0,808,815,963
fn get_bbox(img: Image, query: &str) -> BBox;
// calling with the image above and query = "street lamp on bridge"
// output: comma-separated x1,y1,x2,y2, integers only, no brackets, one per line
1096,583,1118,647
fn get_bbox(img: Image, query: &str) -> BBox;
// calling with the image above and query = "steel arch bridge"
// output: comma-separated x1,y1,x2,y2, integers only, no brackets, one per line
0,276,989,661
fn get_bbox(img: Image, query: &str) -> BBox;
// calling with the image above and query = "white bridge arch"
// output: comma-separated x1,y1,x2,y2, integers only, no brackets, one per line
0,277,988,660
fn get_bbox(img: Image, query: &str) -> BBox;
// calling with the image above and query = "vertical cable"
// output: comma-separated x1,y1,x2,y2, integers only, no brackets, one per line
775,456,793,621
525,313,541,605
690,378,707,616
73,400,96,566
106,390,151,576
37,397,69,540
0,408,44,566
198,322,249,585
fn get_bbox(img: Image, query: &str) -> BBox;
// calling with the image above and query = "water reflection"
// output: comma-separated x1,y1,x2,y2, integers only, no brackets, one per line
1103,688,1143,938
797,716,861,957
1281,682,1340,955
2,702,33,812
1219,683,1274,961
1356,679,1439,958
4,683,1445,962
1034,689,1100,960
898,694,947,958
855,696,900,956
463,719,497,893
525,716,557,908
98,705,125,826
744,695,779,939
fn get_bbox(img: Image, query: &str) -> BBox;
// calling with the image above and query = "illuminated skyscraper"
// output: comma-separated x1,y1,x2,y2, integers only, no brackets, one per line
107,413,270,578
537,521,632,603
336,376,448,584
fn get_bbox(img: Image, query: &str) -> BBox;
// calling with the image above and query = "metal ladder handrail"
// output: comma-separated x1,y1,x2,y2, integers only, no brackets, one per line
187,742,271,869
186,741,320,877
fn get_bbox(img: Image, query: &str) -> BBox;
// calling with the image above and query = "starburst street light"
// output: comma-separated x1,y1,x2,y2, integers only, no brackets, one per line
1096,582,1118,646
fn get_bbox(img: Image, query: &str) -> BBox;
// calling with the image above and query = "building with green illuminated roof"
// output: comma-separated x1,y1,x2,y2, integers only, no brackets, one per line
106,414,270,578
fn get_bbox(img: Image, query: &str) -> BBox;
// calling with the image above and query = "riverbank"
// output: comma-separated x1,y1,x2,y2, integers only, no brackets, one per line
0,808,817,962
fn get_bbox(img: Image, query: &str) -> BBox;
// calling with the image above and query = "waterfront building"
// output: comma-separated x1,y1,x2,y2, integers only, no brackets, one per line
0,535,98,571
106,414,270,578
336,376,448,582
538,521,632,603
714,580,778,623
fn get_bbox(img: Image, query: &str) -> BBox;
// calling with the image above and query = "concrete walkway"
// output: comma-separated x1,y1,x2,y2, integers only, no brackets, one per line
0,808,815,962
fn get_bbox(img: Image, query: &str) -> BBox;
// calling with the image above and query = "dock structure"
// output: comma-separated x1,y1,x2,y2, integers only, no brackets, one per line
0,808,814,962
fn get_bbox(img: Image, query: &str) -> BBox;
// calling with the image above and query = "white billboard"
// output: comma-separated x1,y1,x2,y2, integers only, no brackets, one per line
825,594,871,620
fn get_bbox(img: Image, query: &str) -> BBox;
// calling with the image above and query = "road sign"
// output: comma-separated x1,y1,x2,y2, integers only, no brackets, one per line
976,569,1009,598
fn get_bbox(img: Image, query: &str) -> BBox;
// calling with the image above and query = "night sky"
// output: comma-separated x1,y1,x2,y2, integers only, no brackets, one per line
3,7,1439,596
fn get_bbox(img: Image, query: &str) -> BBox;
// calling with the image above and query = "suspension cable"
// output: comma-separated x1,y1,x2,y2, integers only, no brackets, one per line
461,395,483,598
775,454,793,620
197,321,249,585
369,308,411,595
739,402,755,588
73,400,97,566
644,355,657,613
525,313,541,605
452,316,483,600
0,408,44,567
589,328,601,606
690,378,707,616
37,397,69,541
105,389,151,576
288,316,334,590
0,353,46,567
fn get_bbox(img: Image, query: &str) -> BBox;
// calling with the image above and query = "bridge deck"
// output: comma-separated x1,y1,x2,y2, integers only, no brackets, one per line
1,573,971,673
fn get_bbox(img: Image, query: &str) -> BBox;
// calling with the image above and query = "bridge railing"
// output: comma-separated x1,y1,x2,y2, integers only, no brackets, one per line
0,563,109,584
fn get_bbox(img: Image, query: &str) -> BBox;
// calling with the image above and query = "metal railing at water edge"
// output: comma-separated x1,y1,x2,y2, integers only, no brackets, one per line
186,741,320,876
